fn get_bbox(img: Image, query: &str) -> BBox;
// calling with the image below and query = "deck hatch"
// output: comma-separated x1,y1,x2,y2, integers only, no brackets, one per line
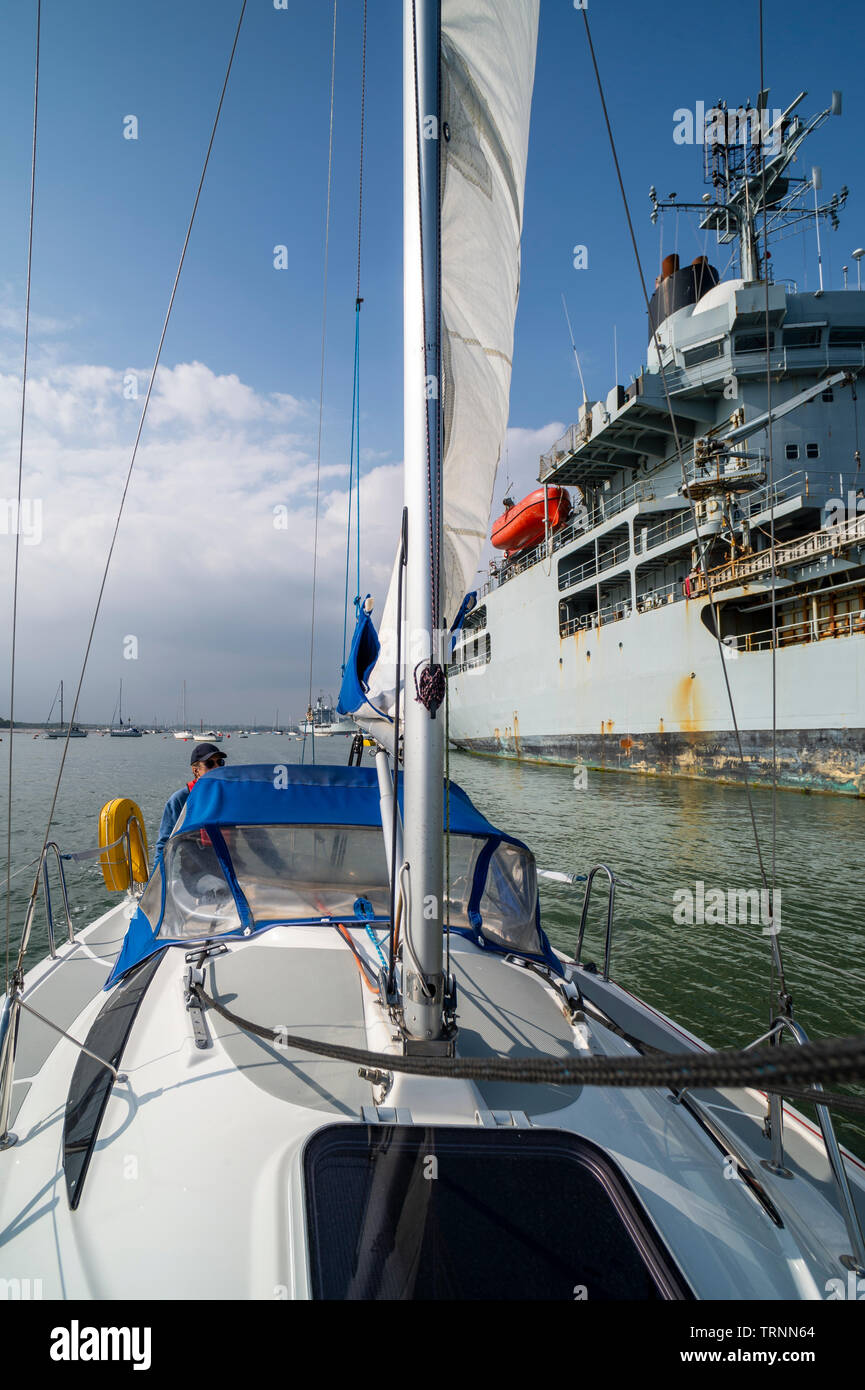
304,1124,692,1300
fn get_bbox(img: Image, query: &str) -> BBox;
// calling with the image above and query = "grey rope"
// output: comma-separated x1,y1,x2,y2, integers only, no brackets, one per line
5,0,41,990
193,981,865,1101
13,0,249,980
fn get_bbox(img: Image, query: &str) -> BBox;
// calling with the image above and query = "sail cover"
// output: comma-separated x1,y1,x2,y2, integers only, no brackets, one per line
342,0,539,723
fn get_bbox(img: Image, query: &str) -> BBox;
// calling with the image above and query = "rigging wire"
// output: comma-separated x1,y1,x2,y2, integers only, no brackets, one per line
5,0,41,989
757,0,781,1023
341,2,368,673
302,0,339,767
578,10,781,956
9,0,249,983
44,681,62,728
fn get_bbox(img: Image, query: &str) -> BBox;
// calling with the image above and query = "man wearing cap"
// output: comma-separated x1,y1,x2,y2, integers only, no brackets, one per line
154,742,226,864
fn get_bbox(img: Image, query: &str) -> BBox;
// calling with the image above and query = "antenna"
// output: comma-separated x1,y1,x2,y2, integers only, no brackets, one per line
853,248,864,291
561,293,588,406
812,165,824,292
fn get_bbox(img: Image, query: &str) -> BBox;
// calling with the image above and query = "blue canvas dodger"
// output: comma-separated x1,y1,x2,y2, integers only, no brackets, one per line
106,764,560,985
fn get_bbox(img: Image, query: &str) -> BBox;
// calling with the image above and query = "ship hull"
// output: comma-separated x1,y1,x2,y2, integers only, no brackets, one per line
449,574,865,796
452,725,865,795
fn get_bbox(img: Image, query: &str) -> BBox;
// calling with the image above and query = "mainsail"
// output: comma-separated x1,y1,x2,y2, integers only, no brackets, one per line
341,0,540,724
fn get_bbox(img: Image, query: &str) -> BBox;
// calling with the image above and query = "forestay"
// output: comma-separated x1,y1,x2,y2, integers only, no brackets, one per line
340,0,540,723
106,765,559,985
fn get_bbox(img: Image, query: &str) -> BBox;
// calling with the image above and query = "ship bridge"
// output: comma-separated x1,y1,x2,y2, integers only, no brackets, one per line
539,373,716,487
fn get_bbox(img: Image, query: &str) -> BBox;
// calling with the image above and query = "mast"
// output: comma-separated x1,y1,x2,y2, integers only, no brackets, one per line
59,680,63,731
119,679,123,726
650,92,846,286
400,0,445,1043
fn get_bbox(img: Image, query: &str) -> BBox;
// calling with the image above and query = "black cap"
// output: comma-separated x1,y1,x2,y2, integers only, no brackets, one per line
190,742,225,766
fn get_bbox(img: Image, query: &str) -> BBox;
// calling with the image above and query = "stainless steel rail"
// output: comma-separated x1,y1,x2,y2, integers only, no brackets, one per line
753,1016,865,1274
573,864,617,981
0,821,146,1149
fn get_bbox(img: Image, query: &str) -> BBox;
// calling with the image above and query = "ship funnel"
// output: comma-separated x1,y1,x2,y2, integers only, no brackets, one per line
661,253,680,280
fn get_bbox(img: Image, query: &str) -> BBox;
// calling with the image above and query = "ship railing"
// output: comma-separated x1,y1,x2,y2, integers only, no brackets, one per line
732,606,865,653
481,481,656,601
637,470,806,555
558,540,631,592
539,424,584,477
635,578,686,613
560,598,635,637
691,508,865,596
637,509,695,552
743,1016,865,1273
450,649,492,676
732,345,865,376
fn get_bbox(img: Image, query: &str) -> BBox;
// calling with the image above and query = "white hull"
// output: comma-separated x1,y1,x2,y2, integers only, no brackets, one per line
2,903,863,1299
450,567,865,794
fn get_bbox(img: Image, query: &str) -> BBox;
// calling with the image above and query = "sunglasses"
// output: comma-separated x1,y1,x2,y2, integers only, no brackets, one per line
203,755,226,769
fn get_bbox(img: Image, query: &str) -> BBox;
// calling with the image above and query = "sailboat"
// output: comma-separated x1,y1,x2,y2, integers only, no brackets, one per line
2,0,864,1304
109,675,141,733
173,679,193,740
43,679,87,739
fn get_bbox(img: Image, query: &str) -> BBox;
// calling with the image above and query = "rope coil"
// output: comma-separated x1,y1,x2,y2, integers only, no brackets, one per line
413,661,446,716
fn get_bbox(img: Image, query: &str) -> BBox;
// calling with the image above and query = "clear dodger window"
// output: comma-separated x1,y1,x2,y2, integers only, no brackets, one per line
222,824,390,922
158,831,240,939
155,823,540,948
445,836,540,954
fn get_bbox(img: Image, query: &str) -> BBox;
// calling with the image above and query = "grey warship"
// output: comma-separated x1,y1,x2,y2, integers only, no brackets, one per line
449,91,865,795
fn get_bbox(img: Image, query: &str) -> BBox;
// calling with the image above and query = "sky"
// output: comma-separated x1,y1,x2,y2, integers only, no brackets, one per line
1,0,862,726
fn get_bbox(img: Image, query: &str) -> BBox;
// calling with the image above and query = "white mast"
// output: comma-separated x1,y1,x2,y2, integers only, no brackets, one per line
400,0,445,1043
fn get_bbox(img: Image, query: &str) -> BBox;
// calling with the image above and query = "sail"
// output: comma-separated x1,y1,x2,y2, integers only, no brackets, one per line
341,0,539,725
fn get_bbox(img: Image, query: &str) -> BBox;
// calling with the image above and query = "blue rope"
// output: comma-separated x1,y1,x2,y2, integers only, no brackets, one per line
355,304,361,603
365,924,387,970
342,301,363,671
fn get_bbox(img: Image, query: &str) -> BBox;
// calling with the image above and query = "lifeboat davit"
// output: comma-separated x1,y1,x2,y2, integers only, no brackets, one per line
491,486,571,554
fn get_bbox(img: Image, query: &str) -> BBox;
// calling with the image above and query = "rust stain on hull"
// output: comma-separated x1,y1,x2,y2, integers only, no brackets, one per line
672,674,702,733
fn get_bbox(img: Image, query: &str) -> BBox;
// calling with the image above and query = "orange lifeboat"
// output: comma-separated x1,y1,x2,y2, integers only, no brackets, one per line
491,486,571,554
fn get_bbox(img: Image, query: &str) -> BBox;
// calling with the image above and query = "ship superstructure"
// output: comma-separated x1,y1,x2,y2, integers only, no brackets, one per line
449,91,865,793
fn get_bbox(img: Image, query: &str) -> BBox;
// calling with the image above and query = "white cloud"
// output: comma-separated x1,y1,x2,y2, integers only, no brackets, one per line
0,357,560,723
145,361,304,431
0,359,401,723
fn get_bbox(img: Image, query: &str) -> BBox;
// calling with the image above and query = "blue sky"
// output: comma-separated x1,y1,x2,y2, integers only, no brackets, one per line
1,0,862,725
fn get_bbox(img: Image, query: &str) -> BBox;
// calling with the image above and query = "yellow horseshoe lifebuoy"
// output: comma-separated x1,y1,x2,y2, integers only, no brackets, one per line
99,798,149,891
